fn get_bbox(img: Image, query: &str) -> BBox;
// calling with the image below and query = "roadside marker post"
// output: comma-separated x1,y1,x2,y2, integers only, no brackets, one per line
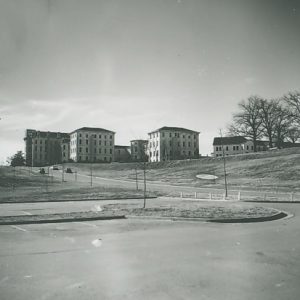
194,192,197,199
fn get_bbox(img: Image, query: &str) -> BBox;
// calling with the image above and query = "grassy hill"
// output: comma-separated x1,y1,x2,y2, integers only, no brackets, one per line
65,147,300,192
0,167,154,202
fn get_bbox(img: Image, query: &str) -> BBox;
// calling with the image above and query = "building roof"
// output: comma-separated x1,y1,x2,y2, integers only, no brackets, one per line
130,139,148,143
148,126,200,134
213,136,248,146
70,127,115,134
24,130,69,140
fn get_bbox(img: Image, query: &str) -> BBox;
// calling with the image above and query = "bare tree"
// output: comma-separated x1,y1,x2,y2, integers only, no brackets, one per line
258,99,279,148
273,104,293,148
283,91,300,125
228,96,264,152
286,126,300,144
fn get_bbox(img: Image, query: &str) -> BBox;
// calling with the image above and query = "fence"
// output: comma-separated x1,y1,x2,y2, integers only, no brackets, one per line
178,190,300,202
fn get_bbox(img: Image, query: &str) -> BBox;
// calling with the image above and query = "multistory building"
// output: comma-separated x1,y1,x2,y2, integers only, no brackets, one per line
69,127,115,163
24,129,70,166
148,126,200,162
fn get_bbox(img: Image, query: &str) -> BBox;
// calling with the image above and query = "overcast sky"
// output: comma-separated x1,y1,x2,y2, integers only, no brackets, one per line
1,0,300,164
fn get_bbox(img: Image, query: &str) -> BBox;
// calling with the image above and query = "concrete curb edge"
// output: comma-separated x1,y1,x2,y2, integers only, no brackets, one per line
126,210,288,223
0,215,125,226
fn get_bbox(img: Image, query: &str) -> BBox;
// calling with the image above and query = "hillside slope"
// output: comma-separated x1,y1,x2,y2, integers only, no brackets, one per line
65,147,300,192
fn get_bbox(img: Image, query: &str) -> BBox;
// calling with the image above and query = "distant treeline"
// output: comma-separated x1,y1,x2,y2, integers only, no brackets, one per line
228,91,300,151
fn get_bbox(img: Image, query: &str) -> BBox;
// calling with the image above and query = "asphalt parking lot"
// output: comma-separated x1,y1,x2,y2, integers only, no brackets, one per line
0,201,300,300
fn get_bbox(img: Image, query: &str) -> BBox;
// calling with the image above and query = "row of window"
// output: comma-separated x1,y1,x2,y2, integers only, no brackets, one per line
73,133,113,139
32,139,66,145
215,145,255,152
149,150,197,158
149,141,197,148
70,147,113,154
161,133,197,139
71,140,113,146
149,132,197,139
34,146,68,152
77,156,112,162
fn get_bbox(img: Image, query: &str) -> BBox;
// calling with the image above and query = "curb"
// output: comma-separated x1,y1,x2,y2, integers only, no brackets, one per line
244,200,300,204
0,214,125,226
126,210,288,223
208,211,288,223
0,196,157,204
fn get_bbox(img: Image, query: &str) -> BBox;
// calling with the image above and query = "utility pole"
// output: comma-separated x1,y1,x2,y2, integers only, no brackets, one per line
62,163,65,182
45,171,48,193
135,166,139,190
90,164,93,187
12,166,16,192
47,166,50,189
143,162,147,208
219,130,228,198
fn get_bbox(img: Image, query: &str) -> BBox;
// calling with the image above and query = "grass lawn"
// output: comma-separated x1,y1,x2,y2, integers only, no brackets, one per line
63,147,300,192
0,167,157,203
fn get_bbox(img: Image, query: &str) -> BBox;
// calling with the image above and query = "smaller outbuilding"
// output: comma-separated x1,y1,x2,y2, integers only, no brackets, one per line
114,145,131,162
213,136,268,157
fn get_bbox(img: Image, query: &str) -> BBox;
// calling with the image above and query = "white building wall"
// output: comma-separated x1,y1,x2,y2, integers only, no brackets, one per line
213,140,266,157
148,129,199,162
214,143,245,157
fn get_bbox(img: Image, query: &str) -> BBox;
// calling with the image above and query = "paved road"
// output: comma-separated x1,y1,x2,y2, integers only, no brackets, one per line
0,202,299,300
0,199,144,217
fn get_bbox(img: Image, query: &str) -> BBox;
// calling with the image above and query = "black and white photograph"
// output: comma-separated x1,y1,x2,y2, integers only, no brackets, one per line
1,0,300,299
